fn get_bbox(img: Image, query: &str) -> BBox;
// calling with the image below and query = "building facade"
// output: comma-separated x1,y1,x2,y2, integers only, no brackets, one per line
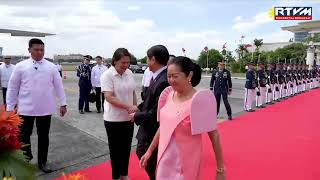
282,20,320,42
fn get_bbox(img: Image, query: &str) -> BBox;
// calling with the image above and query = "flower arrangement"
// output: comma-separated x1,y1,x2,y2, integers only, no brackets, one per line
0,107,37,180
62,173,87,180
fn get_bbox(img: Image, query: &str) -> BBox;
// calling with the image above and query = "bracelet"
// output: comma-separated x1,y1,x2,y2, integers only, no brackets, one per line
216,167,226,174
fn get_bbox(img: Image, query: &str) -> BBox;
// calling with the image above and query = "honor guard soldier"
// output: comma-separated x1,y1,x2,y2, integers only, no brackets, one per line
210,60,233,120
292,62,298,95
281,62,288,98
297,62,303,93
274,61,283,101
77,55,93,114
266,61,276,104
312,65,319,88
307,64,313,89
316,67,320,88
302,63,307,92
244,61,257,112
256,60,267,108
287,61,294,97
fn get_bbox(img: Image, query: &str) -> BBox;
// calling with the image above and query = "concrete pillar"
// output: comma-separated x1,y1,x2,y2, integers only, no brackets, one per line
316,48,320,66
306,46,315,69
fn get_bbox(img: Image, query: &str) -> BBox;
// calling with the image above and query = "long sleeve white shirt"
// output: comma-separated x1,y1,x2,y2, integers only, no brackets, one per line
0,64,15,88
6,58,67,116
141,67,153,87
91,64,108,87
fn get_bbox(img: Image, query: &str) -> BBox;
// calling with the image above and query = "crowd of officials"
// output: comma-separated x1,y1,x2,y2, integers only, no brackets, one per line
1,38,320,180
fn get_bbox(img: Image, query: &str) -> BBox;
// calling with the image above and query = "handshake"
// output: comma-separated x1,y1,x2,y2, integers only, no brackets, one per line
126,105,139,122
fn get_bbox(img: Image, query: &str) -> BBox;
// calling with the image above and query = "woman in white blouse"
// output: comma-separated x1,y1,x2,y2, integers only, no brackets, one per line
100,48,138,180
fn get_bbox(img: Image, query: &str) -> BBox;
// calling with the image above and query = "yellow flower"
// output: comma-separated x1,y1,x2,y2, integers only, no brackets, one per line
3,177,14,180
63,173,86,180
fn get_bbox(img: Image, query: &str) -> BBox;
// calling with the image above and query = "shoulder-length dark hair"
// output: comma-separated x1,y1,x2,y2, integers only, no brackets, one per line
112,48,131,66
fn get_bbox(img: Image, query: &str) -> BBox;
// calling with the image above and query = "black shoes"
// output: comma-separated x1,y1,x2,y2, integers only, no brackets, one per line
80,110,92,113
38,163,53,173
97,110,101,113
228,115,233,120
246,109,255,112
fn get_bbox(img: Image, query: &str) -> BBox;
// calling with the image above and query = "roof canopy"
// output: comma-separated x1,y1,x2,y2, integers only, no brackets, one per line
282,20,320,32
0,29,55,37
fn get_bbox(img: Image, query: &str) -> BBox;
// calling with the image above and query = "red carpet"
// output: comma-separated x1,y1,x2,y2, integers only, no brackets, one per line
55,89,320,180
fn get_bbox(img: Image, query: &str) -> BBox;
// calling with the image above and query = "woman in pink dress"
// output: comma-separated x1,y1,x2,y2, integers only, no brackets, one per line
139,56,226,180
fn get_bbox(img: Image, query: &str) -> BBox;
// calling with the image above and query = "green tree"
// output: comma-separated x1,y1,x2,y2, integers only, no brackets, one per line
304,34,320,43
236,44,248,59
253,38,263,52
272,43,307,62
197,49,223,70
130,54,137,65
139,56,147,64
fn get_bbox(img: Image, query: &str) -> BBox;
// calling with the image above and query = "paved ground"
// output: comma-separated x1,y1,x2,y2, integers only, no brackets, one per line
3,71,247,180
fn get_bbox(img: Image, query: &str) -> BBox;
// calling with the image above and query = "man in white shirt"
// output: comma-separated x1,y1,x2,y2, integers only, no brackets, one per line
6,38,67,173
141,67,152,100
0,56,15,105
91,56,108,113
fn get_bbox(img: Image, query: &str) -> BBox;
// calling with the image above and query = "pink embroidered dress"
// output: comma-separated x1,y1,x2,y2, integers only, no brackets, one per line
156,87,217,180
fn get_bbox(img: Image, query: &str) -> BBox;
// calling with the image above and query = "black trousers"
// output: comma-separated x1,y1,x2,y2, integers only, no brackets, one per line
78,80,91,111
136,142,158,180
95,87,104,111
19,115,52,165
59,71,62,78
105,121,134,179
214,90,232,116
2,87,7,105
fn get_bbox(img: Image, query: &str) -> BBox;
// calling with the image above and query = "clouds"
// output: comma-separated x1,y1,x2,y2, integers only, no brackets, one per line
0,0,317,60
0,0,229,59
233,16,242,22
127,5,141,11
232,11,273,33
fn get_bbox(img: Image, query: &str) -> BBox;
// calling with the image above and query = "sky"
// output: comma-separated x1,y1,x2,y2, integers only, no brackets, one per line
0,0,319,59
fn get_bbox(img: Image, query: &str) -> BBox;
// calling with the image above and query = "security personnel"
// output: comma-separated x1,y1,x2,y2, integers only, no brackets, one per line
77,55,93,114
210,60,233,120
266,62,276,104
256,60,267,108
244,61,257,112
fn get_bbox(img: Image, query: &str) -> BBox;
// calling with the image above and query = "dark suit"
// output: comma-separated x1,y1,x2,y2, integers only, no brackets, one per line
210,69,232,116
134,68,169,180
77,64,92,111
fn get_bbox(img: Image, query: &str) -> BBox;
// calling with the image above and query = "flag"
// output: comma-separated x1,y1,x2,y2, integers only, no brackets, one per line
203,46,209,53
244,44,252,48
222,42,227,49
182,48,186,53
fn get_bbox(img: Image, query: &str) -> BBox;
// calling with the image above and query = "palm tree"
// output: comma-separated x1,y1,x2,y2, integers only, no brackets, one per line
253,38,263,52
236,44,248,59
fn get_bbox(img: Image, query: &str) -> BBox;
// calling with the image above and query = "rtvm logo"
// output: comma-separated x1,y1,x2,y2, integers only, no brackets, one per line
273,7,312,20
